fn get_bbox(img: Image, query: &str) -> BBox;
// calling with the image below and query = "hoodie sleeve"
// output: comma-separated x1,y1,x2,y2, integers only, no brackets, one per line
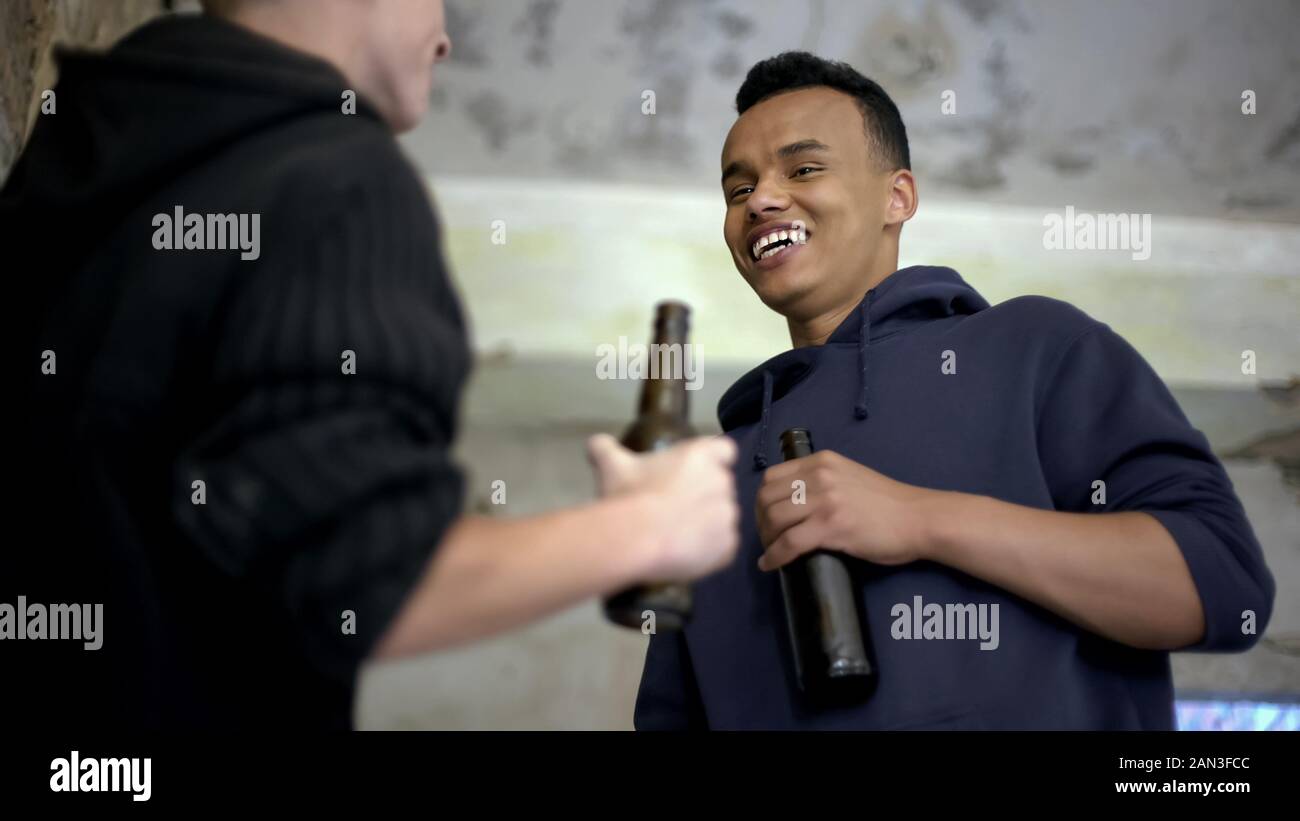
170,169,468,686
634,632,709,730
1034,323,1275,652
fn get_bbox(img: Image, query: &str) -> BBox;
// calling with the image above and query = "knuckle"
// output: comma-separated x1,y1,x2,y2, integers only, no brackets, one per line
826,508,849,532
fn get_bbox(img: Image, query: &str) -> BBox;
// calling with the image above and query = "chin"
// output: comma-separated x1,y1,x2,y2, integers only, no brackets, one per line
748,267,822,313
385,75,433,132
388,99,428,133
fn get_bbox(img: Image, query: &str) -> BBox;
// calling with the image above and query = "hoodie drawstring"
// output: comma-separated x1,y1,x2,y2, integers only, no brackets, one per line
854,289,875,420
751,289,875,470
752,368,774,470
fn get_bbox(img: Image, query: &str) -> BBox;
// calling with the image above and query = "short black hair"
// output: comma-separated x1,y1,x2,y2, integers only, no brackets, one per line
735,51,910,172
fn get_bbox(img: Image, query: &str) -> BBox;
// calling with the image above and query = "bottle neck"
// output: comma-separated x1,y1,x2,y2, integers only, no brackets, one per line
637,304,691,421
638,373,688,419
638,328,689,420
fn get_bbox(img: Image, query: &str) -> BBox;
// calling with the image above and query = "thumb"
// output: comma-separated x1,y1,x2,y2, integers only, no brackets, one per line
587,433,639,482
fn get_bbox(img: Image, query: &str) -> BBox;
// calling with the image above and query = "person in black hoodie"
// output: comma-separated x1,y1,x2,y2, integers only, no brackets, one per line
634,52,1276,729
1,0,741,731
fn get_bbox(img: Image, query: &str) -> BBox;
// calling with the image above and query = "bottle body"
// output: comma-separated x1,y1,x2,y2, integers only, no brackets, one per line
602,302,695,632
778,428,877,704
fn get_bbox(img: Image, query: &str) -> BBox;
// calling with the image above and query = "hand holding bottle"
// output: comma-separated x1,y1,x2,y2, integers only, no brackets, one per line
588,433,741,581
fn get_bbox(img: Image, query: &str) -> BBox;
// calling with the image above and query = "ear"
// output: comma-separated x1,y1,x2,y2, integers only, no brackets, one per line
885,169,918,227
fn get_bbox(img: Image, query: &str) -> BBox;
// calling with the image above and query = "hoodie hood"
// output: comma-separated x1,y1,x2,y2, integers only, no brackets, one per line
718,265,990,469
2,13,381,316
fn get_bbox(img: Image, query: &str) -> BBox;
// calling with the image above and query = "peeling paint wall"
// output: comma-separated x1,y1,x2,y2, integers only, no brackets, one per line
411,0,1300,222
0,0,165,175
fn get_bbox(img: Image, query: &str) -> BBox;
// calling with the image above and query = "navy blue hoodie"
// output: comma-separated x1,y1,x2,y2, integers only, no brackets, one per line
634,265,1275,730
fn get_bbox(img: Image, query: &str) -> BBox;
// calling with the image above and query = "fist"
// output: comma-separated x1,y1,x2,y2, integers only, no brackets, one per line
755,449,933,571
588,434,742,580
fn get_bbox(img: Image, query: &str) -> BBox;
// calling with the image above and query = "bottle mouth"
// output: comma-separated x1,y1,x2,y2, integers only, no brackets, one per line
826,657,874,678
780,428,813,455
653,301,691,337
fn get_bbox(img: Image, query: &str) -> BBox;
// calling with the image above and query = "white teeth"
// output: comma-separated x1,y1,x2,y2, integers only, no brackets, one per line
751,226,810,260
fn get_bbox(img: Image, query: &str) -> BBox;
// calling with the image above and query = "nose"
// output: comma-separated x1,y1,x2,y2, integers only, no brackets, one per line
434,32,452,63
746,175,791,223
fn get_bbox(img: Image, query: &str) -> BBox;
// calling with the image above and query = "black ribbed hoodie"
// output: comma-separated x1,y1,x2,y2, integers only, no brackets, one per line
1,13,468,730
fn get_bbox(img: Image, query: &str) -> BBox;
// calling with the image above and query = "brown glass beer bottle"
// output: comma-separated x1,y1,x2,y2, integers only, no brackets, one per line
603,301,695,631
778,428,877,704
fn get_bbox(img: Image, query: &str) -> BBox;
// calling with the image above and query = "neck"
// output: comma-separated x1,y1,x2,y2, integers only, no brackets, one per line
786,253,898,348
787,298,860,348
210,3,365,86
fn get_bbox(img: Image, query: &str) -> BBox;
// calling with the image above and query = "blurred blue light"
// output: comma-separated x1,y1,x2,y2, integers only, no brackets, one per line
1175,699,1300,731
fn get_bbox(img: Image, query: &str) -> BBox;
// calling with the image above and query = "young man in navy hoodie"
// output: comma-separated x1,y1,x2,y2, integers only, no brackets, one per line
633,52,1276,730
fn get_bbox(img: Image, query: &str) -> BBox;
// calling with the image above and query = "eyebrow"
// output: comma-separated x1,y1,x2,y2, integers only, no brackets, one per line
721,139,832,186
777,139,831,158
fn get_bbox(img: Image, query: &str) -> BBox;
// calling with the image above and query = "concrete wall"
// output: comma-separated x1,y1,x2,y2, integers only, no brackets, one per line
412,0,1300,223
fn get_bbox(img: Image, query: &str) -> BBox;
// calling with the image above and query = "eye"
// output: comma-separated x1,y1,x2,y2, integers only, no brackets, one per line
793,166,820,177
728,186,753,201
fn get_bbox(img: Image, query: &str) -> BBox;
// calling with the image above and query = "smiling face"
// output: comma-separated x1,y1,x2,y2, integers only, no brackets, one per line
721,86,914,325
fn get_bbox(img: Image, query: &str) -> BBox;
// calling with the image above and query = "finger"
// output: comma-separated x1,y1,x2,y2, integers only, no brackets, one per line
586,433,611,465
760,459,800,483
757,496,812,547
755,471,808,509
760,452,818,483
757,520,824,572
695,434,738,466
